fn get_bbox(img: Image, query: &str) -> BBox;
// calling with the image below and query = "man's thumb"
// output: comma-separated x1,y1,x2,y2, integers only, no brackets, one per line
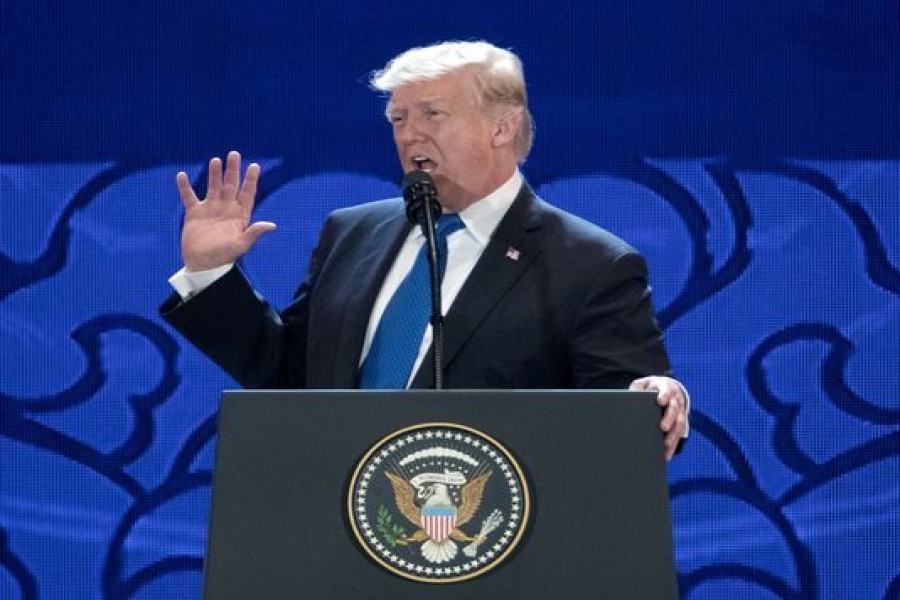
244,221,277,245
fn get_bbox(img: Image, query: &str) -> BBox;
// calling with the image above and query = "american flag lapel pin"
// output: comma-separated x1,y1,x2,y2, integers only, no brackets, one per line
505,246,521,261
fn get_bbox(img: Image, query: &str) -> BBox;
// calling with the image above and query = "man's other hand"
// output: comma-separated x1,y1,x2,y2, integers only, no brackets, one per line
629,375,689,461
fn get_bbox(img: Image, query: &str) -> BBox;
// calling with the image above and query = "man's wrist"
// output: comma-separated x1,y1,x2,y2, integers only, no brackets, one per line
168,263,234,300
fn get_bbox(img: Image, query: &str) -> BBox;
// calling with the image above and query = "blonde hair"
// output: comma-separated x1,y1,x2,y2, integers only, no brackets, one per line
370,41,535,162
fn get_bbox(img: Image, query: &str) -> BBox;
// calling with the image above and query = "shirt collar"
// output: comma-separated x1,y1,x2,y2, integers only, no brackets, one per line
456,170,523,246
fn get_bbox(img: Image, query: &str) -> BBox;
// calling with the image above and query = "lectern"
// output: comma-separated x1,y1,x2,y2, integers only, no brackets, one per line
203,390,679,599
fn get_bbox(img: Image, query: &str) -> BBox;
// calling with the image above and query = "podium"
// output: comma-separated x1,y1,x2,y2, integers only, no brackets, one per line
203,390,679,599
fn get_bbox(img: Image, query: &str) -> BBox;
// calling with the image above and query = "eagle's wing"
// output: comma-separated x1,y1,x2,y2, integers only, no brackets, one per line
385,471,421,527
456,470,492,527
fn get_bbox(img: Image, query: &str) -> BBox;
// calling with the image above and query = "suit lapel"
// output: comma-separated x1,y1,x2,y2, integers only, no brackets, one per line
411,184,545,389
330,208,411,387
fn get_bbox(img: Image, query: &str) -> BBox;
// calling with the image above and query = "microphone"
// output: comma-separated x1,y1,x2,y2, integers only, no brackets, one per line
402,169,442,225
400,169,446,390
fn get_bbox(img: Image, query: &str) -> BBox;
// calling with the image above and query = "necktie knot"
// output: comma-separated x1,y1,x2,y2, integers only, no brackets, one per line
436,213,465,239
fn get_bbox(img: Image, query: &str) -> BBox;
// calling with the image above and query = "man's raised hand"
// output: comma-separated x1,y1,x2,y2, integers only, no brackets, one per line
177,150,276,271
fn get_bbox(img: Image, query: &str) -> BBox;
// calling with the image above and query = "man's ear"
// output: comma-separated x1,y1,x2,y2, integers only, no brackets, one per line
492,108,523,148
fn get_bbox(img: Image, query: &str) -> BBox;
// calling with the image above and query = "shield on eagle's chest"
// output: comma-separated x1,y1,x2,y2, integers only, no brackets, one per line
421,506,457,542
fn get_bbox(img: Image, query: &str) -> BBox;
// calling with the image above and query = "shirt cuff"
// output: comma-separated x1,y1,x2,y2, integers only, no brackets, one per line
168,263,234,300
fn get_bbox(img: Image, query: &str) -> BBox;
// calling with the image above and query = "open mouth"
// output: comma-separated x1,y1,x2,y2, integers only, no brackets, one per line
411,155,438,173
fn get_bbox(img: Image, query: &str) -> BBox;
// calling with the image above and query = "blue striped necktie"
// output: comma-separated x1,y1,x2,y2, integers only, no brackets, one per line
359,214,466,389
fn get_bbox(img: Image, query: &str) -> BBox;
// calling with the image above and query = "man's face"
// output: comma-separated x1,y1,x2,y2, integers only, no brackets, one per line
387,69,515,212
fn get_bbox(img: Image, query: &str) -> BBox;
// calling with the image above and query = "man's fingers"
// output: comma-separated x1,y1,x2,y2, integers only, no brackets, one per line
238,163,261,210
206,156,223,200
663,405,687,460
188,153,256,207
656,391,673,409
664,411,686,460
242,221,277,247
629,375,687,461
628,376,653,391
660,400,678,432
630,376,673,408
223,150,242,197
176,171,199,207
664,430,679,460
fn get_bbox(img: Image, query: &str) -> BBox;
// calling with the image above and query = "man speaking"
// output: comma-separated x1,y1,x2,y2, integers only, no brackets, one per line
160,40,689,459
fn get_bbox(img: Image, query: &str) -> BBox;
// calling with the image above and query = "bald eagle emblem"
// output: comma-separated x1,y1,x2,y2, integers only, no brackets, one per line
348,423,530,583
386,459,498,564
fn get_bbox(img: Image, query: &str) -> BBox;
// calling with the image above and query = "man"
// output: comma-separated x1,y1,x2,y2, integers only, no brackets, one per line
160,41,688,458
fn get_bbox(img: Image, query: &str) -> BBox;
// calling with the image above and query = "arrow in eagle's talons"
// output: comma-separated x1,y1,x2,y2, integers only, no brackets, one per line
463,509,503,557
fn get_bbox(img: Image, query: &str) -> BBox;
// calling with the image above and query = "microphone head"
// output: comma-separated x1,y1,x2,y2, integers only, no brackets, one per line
402,170,442,225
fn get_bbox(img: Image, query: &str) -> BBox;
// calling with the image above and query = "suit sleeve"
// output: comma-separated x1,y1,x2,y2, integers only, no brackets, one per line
567,251,672,389
158,215,337,389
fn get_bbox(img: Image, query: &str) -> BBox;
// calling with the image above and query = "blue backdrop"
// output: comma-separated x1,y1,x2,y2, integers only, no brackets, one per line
1,1,898,598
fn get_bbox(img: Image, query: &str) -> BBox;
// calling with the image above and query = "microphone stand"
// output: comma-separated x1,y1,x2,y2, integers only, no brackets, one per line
419,196,445,390
402,169,446,390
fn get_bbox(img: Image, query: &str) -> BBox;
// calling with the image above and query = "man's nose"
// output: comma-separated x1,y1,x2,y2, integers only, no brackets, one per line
395,116,426,145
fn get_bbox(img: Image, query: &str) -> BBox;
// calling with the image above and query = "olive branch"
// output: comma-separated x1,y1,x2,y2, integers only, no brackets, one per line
375,505,408,547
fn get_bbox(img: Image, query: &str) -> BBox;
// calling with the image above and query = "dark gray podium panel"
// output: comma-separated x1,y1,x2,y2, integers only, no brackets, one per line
204,390,678,599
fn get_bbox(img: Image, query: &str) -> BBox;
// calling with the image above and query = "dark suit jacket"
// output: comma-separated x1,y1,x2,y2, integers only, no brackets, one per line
160,183,671,390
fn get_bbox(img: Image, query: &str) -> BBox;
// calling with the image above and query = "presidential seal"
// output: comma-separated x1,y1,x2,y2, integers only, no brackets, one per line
347,422,530,583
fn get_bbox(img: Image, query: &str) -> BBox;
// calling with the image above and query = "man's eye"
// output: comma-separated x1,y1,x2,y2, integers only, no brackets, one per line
389,115,405,124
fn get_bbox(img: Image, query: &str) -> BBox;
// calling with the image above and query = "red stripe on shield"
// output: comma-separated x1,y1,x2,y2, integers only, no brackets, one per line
422,512,457,542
